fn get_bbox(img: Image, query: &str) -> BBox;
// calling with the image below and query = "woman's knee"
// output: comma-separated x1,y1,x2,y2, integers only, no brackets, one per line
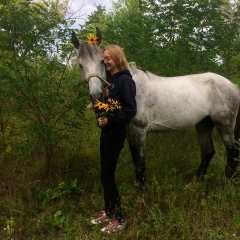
100,171,115,185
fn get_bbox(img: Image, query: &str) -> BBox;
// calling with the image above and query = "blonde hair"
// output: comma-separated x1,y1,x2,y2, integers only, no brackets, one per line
103,45,129,70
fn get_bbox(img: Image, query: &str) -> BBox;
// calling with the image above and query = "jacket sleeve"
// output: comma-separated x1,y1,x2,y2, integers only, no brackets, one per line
107,78,137,126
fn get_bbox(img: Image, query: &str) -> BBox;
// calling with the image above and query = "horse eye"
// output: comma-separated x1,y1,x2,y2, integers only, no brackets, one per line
79,63,83,68
101,59,104,64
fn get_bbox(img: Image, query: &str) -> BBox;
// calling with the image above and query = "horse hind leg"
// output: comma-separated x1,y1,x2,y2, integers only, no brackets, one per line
217,124,239,179
228,104,240,179
224,145,239,179
195,116,215,182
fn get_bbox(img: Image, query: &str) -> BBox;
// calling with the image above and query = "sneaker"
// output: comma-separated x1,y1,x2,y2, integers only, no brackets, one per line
101,219,126,233
91,212,110,225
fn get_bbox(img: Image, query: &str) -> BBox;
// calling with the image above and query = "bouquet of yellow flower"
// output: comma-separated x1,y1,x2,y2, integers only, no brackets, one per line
94,98,122,119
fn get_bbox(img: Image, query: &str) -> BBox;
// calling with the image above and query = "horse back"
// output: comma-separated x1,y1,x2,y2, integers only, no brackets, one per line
129,68,240,131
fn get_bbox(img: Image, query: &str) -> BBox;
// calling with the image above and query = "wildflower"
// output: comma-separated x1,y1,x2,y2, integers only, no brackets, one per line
94,98,122,119
94,100,108,111
113,100,122,110
86,33,98,45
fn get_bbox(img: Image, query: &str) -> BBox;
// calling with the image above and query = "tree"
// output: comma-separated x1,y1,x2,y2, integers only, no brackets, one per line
221,0,240,79
98,0,159,73
141,0,236,75
0,0,88,173
74,4,112,46
83,0,239,77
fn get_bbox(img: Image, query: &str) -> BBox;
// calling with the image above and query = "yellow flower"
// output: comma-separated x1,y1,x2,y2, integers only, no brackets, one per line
94,98,122,118
113,100,122,110
107,104,115,112
86,33,98,45
94,100,106,109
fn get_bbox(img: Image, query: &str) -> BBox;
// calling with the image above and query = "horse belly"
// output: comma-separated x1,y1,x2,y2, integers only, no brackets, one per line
147,114,206,132
146,96,209,131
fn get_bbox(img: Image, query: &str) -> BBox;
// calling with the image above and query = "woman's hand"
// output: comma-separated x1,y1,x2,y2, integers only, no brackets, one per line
103,86,110,98
98,117,108,128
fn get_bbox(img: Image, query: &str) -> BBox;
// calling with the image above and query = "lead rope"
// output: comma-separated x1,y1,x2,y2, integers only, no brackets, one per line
85,73,111,88
85,73,111,127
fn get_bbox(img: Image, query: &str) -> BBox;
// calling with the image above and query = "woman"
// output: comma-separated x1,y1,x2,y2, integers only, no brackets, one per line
91,45,137,233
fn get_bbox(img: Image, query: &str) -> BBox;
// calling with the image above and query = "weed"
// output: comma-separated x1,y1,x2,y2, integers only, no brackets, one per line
1,113,240,239
45,211,65,229
39,178,83,203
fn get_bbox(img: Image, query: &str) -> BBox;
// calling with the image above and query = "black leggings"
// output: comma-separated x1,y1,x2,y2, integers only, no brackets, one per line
100,129,126,222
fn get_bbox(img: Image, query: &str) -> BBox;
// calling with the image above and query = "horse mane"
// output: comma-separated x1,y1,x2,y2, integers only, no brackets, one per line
129,62,150,80
137,66,147,72
79,42,102,61
129,62,147,73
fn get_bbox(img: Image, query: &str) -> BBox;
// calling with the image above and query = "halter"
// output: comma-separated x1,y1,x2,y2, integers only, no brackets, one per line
85,74,112,122
85,73,111,88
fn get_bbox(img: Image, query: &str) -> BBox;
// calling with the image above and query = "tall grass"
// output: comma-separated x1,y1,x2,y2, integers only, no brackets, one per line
1,110,240,239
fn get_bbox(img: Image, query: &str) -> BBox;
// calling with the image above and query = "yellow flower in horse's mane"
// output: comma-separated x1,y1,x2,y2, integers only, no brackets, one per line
86,33,98,45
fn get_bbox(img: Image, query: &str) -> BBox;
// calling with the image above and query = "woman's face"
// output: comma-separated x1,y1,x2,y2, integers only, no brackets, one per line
103,49,119,76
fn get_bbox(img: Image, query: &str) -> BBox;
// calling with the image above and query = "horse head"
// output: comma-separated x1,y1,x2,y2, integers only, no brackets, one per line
71,27,106,103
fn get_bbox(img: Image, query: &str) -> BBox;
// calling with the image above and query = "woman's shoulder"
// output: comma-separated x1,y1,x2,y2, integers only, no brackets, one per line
118,70,133,81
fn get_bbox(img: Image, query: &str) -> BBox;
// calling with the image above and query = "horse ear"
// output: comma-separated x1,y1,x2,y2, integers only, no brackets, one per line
96,27,102,46
71,31,80,49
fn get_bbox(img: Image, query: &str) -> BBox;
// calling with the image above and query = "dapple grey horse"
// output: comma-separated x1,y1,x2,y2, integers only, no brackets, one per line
72,28,240,186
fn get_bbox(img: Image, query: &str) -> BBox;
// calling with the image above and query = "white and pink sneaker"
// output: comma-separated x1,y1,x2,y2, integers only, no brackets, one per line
101,219,126,233
91,212,110,225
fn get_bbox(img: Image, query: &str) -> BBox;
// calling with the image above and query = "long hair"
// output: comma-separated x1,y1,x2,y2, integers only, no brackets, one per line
103,45,129,70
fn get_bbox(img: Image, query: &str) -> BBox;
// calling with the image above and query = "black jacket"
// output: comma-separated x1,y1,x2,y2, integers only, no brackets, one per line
105,69,137,131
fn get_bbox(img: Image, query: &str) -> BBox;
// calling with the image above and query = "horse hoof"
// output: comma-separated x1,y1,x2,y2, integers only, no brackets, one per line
196,175,203,182
134,181,148,191
224,167,236,179
184,178,201,191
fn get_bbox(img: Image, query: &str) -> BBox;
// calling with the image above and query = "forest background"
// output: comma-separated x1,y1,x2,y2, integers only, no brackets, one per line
0,0,240,239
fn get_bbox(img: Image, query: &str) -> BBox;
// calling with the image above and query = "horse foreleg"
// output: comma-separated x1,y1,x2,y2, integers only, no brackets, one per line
126,125,147,187
195,117,215,182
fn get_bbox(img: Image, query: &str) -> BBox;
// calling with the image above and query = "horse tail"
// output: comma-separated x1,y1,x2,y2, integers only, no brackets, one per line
234,102,240,169
235,103,240,143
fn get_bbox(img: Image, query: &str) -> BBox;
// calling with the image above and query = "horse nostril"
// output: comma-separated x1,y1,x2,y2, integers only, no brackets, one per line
90,95,93,101
90,92,104,102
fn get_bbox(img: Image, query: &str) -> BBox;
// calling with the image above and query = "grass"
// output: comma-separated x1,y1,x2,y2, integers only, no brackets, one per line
1,109,240,239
